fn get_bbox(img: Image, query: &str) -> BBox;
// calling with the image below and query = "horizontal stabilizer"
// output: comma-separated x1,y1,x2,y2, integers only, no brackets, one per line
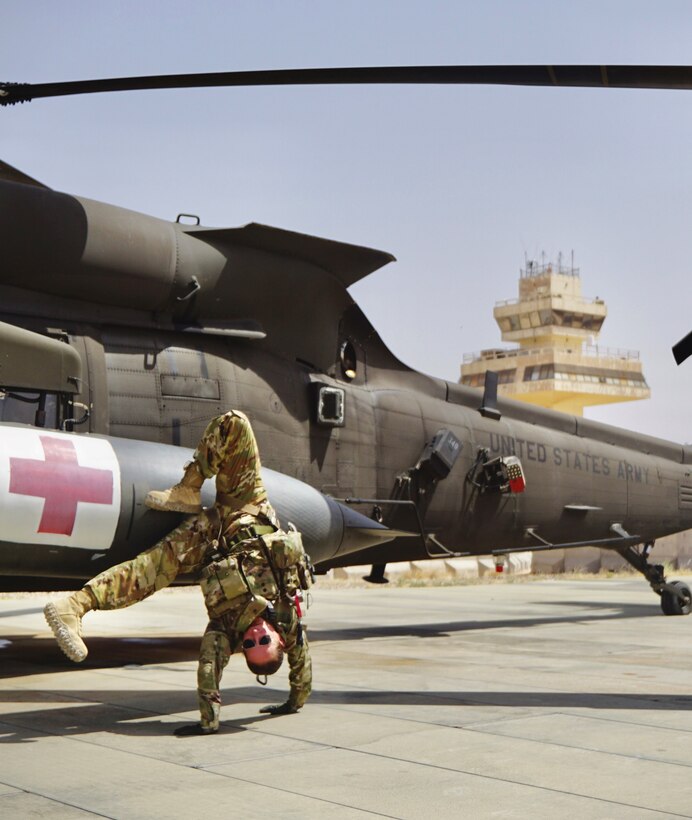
186,222,395,288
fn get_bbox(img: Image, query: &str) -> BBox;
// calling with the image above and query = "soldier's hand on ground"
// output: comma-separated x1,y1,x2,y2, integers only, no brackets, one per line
259,702,298,716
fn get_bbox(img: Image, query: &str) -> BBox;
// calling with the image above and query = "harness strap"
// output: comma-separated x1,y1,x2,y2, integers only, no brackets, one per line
225,523,276,548
260,543,286,598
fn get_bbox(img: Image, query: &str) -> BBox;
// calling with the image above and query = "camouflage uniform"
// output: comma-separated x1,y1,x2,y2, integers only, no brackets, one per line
85,410,312,728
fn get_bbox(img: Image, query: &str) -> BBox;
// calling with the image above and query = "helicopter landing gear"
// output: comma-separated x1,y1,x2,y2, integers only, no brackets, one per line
616,541,692,616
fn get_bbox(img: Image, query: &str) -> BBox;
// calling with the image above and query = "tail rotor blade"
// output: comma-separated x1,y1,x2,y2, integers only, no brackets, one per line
673,330,692,365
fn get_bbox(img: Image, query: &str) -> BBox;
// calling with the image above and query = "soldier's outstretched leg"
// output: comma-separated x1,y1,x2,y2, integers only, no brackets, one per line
44,514,211,662
43,588,97,663
145,461,205,514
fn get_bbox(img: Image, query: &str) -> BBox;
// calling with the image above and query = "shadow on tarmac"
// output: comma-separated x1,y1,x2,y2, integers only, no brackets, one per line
310,599,659,641
1,685,690,744
0,634,203,677
0,597,663,679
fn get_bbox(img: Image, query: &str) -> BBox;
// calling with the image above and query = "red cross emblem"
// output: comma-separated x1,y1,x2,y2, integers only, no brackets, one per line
9,436,114,536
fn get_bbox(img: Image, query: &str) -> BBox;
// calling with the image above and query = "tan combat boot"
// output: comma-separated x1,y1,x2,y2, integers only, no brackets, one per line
145,461,205,514
44,588,95,663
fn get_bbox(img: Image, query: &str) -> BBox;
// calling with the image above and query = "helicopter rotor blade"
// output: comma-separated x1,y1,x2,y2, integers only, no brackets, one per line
4,64,692,106
673,330,692,365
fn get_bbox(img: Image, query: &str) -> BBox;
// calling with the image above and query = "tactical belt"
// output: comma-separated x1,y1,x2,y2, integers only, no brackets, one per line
225,523,276,549
199,523,275,580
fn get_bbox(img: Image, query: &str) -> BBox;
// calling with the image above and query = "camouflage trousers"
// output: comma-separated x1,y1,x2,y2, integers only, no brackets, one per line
194,409,267,504
86,514,213,609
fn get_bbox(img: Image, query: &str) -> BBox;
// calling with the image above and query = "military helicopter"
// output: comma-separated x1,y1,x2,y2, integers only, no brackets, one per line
1,66,691,615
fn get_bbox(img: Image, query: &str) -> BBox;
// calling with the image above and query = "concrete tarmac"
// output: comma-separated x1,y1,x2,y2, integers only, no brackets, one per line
1,578,692,819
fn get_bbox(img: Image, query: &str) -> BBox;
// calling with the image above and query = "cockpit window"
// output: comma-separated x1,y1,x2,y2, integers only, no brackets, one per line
0,390,59,428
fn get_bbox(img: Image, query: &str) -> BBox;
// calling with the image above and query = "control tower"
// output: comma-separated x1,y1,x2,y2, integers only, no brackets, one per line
460,256,650,414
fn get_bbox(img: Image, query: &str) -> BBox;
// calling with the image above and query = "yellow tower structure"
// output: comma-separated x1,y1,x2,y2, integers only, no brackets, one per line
460,257,650,414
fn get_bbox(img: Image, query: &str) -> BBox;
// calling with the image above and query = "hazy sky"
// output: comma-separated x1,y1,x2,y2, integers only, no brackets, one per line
2,2,691,443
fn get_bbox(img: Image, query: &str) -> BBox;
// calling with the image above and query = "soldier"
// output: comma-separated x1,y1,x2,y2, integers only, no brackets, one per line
43,410,312,734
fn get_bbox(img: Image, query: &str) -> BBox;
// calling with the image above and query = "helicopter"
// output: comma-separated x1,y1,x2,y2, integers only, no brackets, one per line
0,65,691,615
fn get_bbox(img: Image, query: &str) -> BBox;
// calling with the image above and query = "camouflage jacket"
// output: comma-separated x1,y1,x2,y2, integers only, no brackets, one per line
199,522,313,710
